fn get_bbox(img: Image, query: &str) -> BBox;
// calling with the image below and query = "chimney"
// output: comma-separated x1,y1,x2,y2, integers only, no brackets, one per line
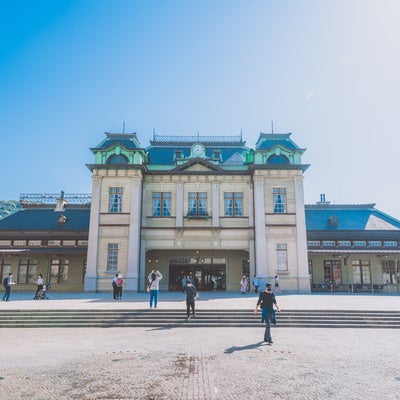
55,191,67,212
317,193,330,205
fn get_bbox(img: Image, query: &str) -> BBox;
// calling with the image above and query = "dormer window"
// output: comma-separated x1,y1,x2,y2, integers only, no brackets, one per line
57,215,68,225
267,154,289,165
328,216,339,227
212,150,221,160
174,150,183,160
106,154,128,164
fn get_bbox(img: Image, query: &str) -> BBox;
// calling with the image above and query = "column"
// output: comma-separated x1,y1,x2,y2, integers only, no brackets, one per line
126,174,143,291
84,175,102,292
253,176,270,280
294,175,311,293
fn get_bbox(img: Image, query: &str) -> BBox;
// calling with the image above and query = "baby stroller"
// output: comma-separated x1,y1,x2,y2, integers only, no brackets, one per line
34,283,51,300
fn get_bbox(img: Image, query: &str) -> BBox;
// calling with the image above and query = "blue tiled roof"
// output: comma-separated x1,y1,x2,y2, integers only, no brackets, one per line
147,146,248,165
257,139,298,150
255,133,302,151
0,209,90,231
98,138,139,150
92,133,142,151
305,205,400,230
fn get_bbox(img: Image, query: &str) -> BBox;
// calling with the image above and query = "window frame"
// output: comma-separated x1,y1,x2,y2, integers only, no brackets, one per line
50,259,69,284
17,259,37,284
109,187,123,213
107,243,119,272
0,259,11,282
352,260,371,284
224,192,243,217
187,192,208,216
276,243,288,271
273,188,287,213
323,259,342,284
152,192,171,217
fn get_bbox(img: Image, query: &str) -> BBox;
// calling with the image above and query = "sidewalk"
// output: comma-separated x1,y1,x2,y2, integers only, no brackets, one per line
1,291,400,399
2,290,399,311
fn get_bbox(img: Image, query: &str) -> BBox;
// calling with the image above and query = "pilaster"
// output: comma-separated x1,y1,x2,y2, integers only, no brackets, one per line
84,175,102,292
126,174,143,291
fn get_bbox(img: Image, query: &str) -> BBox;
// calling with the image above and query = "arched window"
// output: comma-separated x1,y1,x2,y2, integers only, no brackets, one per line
267,154,289,165
106,154,128,164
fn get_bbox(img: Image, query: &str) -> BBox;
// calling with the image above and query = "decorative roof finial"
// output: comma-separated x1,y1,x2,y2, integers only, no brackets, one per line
271,120,274,134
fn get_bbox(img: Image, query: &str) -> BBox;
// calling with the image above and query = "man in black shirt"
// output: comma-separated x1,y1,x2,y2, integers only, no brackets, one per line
185,280,197,320
254,282,280,343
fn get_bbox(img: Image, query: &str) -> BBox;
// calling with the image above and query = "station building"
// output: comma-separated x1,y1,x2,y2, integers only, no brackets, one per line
306,196,400,294
0,130,399,294
84,131,310,293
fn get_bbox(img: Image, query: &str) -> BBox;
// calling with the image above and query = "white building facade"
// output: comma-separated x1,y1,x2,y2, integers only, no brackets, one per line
84,131,311,293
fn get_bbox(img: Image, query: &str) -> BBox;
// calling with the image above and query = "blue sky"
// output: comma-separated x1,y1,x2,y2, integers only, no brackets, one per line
1,0,400,218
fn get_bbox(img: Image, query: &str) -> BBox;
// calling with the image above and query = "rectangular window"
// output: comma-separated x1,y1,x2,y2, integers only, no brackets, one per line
368,241,382,247
337,241,351,247
323,260,342,283
107,243,119,271
384,241,397,247
224,192,243,217
62,240,76,246
307,241,320,247
353,241,366,247
188,192,208,216
77,240,88,246
0,240,11,246
152,192,171,217
28,240,41,246
0,259,11,282
18,259,37,284
322,241,335,247
382,260,397,284
352,260,371,284
48,240,61,246
109,187,123,213
13,240,26,246
50,259,69,284
273,188,286,213
276,244,288,271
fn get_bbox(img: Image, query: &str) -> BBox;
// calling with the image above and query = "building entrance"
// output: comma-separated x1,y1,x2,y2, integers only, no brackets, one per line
168,259,226,291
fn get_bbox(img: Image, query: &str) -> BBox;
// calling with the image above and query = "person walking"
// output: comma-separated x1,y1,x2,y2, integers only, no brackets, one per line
112,273,118,300
253,275,260,294
274,275,282,294
2,273,15,302
254,282,280,344
116,274,123,300
240,275,248,294
185,279,197,320
34,274,44,299
148,270,163,309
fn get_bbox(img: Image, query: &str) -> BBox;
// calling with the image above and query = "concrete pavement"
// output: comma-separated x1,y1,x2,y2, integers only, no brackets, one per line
1,292,400,399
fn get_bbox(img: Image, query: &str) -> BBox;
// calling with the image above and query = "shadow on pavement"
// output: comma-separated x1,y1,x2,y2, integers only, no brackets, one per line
224,341,265,353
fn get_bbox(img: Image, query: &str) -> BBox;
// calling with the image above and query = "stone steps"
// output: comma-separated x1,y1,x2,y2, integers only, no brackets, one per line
1,309,399,328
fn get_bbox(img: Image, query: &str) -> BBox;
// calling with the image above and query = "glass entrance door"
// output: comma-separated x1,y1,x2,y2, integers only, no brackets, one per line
168,263,226,291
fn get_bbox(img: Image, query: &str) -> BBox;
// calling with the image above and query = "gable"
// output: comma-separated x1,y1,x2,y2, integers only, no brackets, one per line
172,159,222,172
365,214,400,230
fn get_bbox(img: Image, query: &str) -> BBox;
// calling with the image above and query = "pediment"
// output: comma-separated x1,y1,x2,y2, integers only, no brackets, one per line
172,158,222,172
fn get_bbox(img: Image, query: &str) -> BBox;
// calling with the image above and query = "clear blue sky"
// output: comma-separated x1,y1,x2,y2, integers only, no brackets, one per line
1,0,400,218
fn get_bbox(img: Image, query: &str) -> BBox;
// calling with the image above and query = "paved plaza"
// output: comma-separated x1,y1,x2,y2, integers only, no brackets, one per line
1,292,400,399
